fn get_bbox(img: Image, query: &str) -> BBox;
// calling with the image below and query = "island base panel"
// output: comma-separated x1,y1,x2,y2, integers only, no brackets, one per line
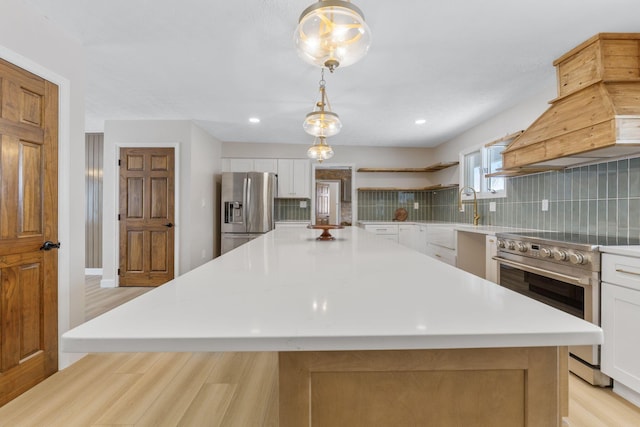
279,347,567,427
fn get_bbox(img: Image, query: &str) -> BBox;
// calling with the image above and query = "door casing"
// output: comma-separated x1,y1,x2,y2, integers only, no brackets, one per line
311,163,356,226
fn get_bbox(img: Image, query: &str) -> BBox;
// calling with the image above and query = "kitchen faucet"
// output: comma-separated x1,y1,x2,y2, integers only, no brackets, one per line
458,186,480,226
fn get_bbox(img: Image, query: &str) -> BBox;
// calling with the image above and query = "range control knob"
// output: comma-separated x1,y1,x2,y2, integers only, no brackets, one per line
497,239,506,248
553,250,568,261
516,242,528,253
507,241,516,250
569,252,587,265
540,248,553,258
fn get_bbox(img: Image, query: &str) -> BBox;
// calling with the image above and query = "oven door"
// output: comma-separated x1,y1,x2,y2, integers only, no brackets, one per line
494,256,599,366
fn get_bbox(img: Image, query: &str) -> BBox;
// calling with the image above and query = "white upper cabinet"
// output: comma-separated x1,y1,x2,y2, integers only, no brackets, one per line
277,159,310,198
223,158,278,173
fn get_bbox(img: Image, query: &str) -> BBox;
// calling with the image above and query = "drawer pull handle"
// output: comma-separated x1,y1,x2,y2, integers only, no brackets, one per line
615,268,640,277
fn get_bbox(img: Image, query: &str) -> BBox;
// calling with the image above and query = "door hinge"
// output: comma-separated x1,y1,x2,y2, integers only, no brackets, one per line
117,268,121,275
118,214,121,221
118,159,121,166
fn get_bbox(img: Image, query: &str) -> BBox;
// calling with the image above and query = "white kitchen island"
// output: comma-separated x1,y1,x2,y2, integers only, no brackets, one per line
63,227,602,426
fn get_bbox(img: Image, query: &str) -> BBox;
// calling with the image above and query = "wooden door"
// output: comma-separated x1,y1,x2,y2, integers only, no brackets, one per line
119,147,175,287
0,59,58,406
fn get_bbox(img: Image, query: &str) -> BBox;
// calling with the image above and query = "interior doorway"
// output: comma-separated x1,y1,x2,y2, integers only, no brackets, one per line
311,164,355,226
316,181,341,225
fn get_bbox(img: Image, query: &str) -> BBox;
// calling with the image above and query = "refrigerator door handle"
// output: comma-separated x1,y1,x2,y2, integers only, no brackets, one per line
244,177,251,232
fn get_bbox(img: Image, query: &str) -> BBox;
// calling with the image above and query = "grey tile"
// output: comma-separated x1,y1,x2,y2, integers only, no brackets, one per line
598,200,607,236
618,199,629,239
571,201,580,233
608,161,618,199
588,165,598,200
629,199,640,239
618,159,629,199
564,170,573,201
549,172,558,201
630,157,640,198
588,200,597,235
578,200,587,232
607,199,618,237
579,166,589,200
598,163,608,199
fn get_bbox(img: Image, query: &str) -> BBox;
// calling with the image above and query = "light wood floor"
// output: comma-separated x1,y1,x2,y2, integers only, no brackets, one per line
0,277,639,426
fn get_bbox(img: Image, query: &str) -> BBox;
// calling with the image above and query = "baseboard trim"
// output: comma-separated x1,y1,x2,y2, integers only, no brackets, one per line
85,268,103,275
100,278,116,288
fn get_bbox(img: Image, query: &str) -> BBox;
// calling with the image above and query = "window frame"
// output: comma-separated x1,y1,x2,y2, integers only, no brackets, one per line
458,132,522,201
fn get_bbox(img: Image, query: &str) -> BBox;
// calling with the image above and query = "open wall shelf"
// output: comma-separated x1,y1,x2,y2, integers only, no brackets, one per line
357,161,458,173
358,184,459,192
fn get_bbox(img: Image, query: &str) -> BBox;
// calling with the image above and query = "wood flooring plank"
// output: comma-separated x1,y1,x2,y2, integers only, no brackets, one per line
176,383,237,427
568,374,640,426
134,353,221,427
93,352,193,425
0,354,132,426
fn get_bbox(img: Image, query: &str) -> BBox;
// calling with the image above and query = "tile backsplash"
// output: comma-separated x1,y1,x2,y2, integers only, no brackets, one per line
275,198,311,221
358,157,640,243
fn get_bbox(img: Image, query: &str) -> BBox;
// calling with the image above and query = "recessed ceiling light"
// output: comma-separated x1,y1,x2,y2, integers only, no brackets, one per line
249,117,261,124
415,119,427,125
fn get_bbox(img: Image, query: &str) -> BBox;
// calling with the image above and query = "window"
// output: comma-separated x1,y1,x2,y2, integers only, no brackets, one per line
458,131,522,199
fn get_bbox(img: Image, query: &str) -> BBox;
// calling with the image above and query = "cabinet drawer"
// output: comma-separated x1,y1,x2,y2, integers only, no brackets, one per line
364,224,398,235
602,254,640,291
426,244,456,266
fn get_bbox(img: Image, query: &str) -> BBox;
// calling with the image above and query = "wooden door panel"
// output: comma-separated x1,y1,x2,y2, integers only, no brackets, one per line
119,147,174,287
150,231,168,272
127,178,144,219
20,141,43,235
150,178,168,219
126,231,145,272
0,58,58,406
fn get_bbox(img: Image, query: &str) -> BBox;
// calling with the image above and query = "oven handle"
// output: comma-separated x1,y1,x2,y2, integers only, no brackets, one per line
492,257,592,287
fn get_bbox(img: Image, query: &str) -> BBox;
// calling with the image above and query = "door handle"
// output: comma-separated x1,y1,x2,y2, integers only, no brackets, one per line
164,223,174,228
40,241,61,251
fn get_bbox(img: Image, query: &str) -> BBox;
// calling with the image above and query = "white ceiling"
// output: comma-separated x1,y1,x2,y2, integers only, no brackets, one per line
21,0,640,148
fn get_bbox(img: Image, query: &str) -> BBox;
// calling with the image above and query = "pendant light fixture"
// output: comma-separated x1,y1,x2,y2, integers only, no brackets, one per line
303,68,342,138
307,136,335,162
294,0,371,73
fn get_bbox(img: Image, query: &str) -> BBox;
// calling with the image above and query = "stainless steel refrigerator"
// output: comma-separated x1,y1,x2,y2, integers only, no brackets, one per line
220,171,277,254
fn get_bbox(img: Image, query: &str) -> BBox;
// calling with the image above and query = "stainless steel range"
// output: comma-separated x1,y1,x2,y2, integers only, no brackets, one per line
494,231,611,386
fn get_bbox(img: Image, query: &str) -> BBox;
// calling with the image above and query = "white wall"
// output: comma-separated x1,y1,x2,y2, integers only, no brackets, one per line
103,120,222,286
0,0,87,368
222,142,440,189
431,81,557,185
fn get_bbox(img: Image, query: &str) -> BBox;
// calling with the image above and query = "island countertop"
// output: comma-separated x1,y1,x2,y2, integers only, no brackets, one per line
62,227,602,353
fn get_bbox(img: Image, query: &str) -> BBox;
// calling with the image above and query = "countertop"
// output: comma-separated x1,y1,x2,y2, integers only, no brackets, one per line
600,245,640,257
62,227,602,353
358,220,533,236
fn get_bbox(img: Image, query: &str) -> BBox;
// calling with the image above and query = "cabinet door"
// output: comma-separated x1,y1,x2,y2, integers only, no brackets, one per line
399,225,419,251
277,159,310,198
253,159,278,173
602,281,640,394
292,159,310,198
228,158,254,172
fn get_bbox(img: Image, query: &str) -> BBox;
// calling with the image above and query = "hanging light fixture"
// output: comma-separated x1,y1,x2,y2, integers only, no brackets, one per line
294,0,371,73
307,136,335,162
303,69,342,138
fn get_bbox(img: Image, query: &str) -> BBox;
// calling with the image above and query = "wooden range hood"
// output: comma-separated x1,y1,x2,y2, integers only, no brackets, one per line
499,33,640,175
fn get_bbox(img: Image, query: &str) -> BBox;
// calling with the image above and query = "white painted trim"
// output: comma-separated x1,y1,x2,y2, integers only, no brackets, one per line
311,162,357,225
114,143,181,287
85,268,103,275
0,45,76,368
100,278,116,288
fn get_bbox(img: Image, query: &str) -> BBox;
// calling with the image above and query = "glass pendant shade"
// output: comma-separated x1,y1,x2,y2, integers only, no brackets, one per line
294,0,371,72
307,137,334,162
303,110,342,137
303,73,342,137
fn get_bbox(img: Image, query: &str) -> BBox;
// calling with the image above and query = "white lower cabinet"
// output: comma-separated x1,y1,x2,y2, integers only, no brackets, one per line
425,243,456,266
362,224,399,243
485,235,498,283
398,224,420,251
602,252,640,406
